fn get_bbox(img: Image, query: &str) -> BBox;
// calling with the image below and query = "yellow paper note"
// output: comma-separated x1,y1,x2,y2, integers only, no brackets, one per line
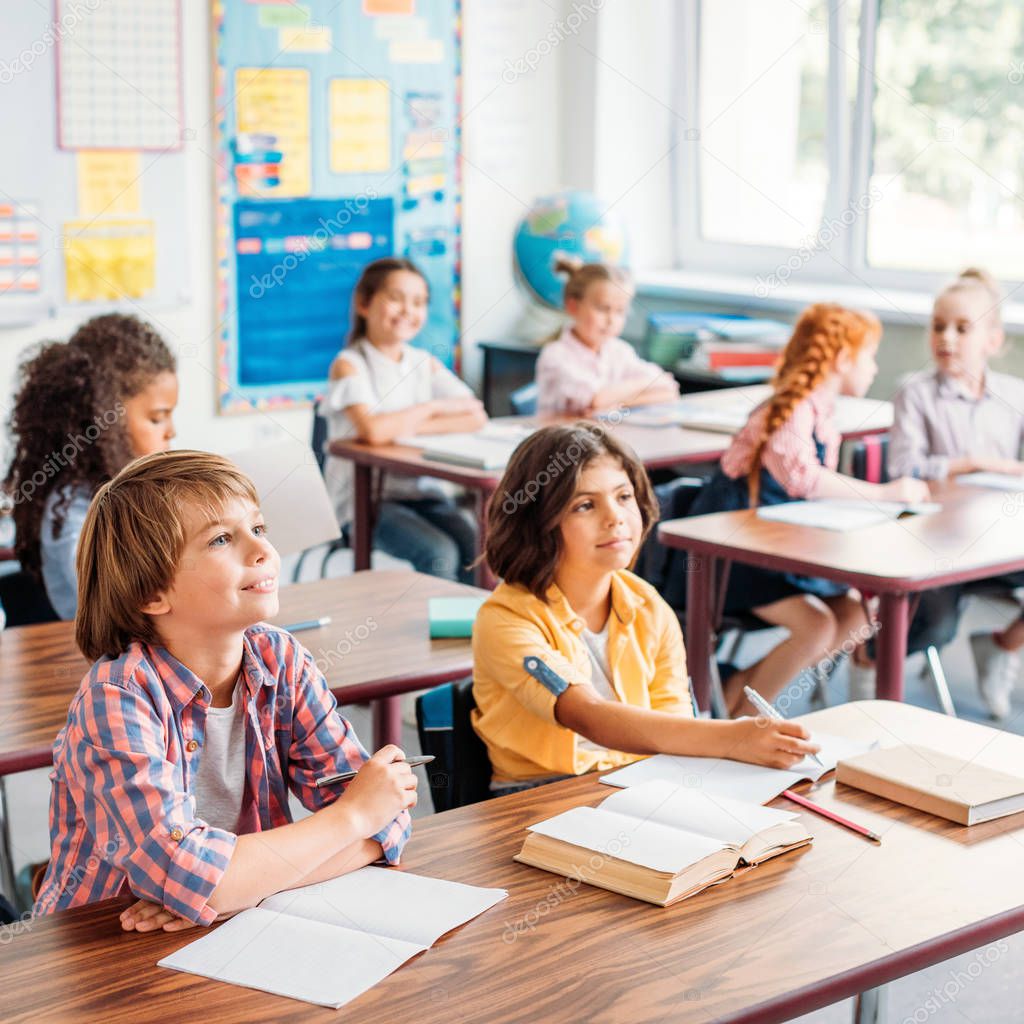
389,38,443,63
330,79,391,174
279,25,332,52
364,0,415,13
77,151,141,217
235,68,311,197
63,219,155,301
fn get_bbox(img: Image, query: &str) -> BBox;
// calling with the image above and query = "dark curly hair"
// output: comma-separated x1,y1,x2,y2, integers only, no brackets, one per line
4,314,177,581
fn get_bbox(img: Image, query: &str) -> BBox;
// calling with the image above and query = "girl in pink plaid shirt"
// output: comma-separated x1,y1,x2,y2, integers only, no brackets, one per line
34,452,415,932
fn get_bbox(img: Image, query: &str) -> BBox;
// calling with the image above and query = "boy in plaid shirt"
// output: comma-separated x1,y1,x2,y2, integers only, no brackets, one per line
35,451,415,930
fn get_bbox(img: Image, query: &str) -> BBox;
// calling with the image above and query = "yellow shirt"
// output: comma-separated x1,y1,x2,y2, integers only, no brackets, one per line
471,569,693,784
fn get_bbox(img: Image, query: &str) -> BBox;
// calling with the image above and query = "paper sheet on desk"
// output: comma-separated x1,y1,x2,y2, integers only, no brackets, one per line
599,733,874,804
756,499,941,531
158,868,507,1008
957,472,1024,492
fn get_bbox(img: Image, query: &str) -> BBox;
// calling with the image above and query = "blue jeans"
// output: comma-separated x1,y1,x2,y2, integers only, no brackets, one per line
373,498,478,584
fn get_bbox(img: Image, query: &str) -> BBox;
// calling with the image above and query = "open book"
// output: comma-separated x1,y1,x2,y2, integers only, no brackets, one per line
158,867,506,1008
396,423,535,470
756,499,940,531
600,733,874,805
515,780,812,906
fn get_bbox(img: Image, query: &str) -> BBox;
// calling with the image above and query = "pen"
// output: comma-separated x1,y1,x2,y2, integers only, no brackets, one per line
782,788,882,844
743,685,824,768
282,616,332,632
315,755,435,788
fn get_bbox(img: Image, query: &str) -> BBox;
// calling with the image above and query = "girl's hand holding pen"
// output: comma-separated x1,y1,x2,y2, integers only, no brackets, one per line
729,717,821,770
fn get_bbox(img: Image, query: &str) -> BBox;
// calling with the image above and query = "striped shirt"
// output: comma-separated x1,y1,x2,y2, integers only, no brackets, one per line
34,624,411,925
720,387,840,497
888,369,1024,480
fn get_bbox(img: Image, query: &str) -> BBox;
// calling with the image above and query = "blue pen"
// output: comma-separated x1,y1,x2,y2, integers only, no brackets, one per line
283,616,332,633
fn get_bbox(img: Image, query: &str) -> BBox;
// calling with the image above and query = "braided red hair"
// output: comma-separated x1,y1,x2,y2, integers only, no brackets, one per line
747,303,881,507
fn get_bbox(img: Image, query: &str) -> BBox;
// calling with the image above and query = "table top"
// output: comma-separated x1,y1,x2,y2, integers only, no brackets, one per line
0,571,484,776
6,700,1024,1024
659,480,1024,592
328,388,893,484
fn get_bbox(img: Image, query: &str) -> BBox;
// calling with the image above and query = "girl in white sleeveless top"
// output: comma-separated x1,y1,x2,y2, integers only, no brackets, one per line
323,258,487,582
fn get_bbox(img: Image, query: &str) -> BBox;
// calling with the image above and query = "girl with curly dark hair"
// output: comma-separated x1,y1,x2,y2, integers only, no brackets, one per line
4,314,178,619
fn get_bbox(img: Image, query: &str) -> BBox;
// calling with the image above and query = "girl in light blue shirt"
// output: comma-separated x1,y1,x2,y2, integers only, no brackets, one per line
5,314,178,620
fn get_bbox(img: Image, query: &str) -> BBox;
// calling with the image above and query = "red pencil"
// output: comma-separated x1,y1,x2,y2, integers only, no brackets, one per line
782,789,882,843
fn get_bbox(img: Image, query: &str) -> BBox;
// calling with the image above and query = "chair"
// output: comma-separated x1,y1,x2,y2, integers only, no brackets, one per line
0,570,59,627
847,435,959,716
508,381,538,416
292,399,349,582
415,679,492,812
637,476,776,718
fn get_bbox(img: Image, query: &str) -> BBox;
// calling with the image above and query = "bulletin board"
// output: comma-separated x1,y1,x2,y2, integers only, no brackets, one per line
0,0,189,327
212,0,463,413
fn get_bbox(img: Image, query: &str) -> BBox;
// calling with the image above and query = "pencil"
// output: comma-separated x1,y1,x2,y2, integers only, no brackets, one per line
782,788,882,843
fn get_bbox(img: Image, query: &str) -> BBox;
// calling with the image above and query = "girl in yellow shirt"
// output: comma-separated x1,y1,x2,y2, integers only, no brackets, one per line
471,423,818,787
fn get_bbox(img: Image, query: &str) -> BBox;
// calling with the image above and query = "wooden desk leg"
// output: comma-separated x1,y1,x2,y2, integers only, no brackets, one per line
875,593,909,701
353,464,373,572
474,485,497,589
373,696,403,749
686,554,715,713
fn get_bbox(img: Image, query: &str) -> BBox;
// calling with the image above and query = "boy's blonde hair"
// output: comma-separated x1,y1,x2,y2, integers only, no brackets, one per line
936,267,1003,327
76,450,258,661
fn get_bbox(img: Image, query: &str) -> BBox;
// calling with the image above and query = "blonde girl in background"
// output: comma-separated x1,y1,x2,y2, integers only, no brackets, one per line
535,256,679,416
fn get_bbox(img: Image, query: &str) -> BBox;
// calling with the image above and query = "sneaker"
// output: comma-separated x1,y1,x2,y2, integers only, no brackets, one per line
970,632,1018,721
847,662,876,702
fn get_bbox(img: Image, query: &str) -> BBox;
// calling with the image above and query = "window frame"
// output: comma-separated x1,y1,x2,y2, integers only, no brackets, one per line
673,0,1023,298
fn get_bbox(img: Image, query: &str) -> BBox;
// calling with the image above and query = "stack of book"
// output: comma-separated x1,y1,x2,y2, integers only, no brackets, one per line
645,312,791,382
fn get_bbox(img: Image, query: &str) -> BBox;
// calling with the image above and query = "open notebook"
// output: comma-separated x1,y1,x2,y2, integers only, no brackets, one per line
515,780,812,906
600,733,874,804
396,423,535,470
158,867,506,1008
756,499,940,531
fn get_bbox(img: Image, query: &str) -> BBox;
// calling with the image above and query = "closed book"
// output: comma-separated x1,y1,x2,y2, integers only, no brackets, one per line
428,596,485,638
514,780,812,906
836,744,1024,826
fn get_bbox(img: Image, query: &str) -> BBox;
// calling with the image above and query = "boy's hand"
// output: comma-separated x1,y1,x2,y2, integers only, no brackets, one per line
120,898,198,933
341,745,418,837
727,717,820,770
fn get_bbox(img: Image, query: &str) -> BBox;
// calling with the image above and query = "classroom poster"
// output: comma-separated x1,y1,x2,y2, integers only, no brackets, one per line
213,0,462,412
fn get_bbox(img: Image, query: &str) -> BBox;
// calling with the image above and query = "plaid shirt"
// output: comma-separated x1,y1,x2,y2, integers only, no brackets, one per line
34,624,411,925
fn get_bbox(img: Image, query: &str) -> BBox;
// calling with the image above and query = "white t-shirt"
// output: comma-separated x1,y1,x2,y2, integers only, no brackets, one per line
577,619,619,754
322,339,475,525
192,683,246,833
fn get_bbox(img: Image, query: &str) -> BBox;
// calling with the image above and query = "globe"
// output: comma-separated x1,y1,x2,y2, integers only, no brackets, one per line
513,191,630,310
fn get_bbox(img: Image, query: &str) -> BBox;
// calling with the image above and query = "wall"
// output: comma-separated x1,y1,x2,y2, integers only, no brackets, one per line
0,2,568,457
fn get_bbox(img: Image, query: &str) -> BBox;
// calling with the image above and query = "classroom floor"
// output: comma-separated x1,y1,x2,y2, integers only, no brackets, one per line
7,550,1024,1020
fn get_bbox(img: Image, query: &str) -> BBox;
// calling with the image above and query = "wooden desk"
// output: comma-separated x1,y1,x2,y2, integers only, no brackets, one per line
659,481,1024,709
6,702,1024,1023
330,390,893,586
0,571,484,777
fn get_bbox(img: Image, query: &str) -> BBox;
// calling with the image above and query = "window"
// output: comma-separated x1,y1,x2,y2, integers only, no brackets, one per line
677,0,1024,289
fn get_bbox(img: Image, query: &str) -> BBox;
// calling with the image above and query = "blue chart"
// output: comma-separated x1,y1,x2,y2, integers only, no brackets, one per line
213,0,462,412
234,198,393,386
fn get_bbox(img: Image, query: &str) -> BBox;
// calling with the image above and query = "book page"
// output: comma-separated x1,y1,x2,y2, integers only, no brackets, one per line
158,907,425,1009
600,780,797,844
527,805,727,874
757,499,939,531
259,866,507,947
600,734,873,803
957,472,1024,492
